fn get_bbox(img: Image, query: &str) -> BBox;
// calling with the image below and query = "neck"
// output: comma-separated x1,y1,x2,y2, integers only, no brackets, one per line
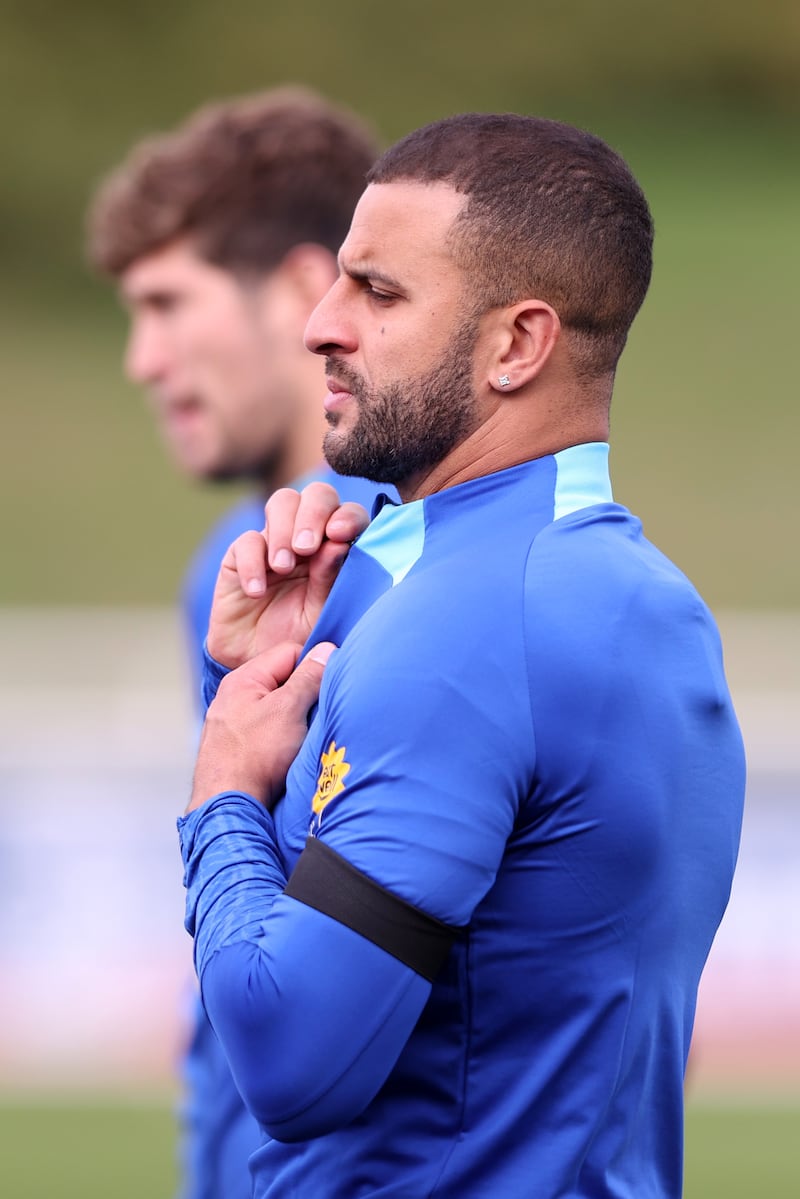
265,403,330,492
259,355,331,492
399,395,610,503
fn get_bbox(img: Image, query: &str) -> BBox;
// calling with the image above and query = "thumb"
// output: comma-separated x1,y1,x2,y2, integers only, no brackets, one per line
306,642,336,668
283,641,337,711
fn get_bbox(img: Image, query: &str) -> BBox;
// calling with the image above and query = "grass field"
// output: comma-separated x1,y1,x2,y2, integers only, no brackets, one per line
684,1103,800,1197
0,1097,797,1197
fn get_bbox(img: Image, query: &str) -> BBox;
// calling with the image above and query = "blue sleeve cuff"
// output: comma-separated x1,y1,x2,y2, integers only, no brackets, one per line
200,640,232,713
177,790,265,857
178,792,284,968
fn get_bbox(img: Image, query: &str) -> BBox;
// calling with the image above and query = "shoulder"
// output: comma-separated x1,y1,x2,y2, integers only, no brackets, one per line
525,502,706,633
522,503,726,714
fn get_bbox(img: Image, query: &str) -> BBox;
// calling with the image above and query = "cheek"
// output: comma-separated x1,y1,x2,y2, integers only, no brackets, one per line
209,343,285,427
181,293,255,362
189,327,256,386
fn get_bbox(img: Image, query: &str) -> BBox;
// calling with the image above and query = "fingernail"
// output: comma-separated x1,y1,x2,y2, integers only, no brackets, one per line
246,579,265,596
294,529,315,549
307,643,335,665
273,549,294,569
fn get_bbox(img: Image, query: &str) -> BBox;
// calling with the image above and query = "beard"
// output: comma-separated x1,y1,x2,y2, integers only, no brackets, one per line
322,319,481,485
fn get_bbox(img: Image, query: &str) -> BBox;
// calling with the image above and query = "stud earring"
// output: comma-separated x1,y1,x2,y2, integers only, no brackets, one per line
498,375,510,387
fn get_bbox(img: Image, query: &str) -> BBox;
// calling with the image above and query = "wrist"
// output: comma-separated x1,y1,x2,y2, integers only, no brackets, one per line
188,759,267,814
206,633,244,671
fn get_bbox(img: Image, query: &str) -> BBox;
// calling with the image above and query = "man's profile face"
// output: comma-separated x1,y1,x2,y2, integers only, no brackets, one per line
119,238,302,481
304,182,485,490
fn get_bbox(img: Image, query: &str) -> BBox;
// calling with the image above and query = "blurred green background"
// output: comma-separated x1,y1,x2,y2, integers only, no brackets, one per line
2,1099,798,1199
1,0,798,609
1,3,797,1195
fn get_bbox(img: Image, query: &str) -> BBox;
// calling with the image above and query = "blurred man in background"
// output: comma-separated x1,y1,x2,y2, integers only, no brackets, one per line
87,85,388,1199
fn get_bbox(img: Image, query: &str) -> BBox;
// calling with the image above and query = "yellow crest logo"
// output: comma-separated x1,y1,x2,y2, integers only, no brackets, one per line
312,740,351,815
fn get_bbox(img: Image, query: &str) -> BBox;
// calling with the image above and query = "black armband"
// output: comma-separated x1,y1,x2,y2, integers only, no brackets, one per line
284,836,459,982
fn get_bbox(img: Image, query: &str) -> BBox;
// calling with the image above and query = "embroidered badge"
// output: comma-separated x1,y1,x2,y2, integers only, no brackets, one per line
312,740,351,818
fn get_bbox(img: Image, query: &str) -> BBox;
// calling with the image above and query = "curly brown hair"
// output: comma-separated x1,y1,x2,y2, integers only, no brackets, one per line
87,86,379,277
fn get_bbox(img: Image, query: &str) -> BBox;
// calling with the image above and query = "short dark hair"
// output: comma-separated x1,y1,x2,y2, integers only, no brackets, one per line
368,113,654,376
87,86,378,278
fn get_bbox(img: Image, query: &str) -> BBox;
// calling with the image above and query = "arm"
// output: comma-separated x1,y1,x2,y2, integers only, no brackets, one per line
181,796,436,1141
183,637,446,1138
182,621,525,1140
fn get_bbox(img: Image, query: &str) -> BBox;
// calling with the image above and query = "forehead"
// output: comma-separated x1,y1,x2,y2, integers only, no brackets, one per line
339,181,467,286
119,238,216,300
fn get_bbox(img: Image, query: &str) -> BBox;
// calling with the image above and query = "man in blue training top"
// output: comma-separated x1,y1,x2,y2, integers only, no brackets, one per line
179,114,746,1197
87,87,392,1199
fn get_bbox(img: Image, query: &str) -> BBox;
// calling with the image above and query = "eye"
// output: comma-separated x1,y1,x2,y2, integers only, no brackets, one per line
143,291,181,314
365,284,396,305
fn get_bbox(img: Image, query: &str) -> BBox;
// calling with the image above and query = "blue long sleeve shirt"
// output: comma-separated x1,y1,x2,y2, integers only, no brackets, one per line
180,445,745,1197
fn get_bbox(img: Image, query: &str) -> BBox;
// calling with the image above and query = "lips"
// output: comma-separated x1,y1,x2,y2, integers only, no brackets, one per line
323,376,354,411
152,387,201,414
153,393,207,443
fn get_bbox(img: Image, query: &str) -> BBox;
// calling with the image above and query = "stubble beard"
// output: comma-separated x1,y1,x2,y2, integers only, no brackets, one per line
322,320,481,485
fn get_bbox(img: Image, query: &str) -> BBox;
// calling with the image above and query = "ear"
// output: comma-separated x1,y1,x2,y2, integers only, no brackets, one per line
275,243,339,313
485,300,561,394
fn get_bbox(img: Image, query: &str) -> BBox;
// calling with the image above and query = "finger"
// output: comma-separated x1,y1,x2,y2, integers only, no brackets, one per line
264,487,303,572
231,640,335,715
306,641,336,667
232,641,305,693
304,539,353,616
290,482,345,556
223,530,270,597
283,641,337,711
324,501,371,545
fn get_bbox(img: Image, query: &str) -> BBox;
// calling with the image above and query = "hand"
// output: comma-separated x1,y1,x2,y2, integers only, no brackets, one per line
187,640,336,814
207,482,370,669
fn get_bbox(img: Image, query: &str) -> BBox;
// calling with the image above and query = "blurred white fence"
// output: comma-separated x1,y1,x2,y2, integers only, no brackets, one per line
0,608,797,1098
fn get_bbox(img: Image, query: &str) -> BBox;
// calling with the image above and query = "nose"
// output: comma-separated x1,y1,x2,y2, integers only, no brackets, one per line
124,315,169,385
304,277,357,357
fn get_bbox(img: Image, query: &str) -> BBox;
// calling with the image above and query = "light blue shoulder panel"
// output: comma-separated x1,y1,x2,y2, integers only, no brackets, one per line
355,500,426,586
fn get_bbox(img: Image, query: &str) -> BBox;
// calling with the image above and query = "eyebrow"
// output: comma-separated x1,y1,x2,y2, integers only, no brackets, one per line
339,259,403,292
